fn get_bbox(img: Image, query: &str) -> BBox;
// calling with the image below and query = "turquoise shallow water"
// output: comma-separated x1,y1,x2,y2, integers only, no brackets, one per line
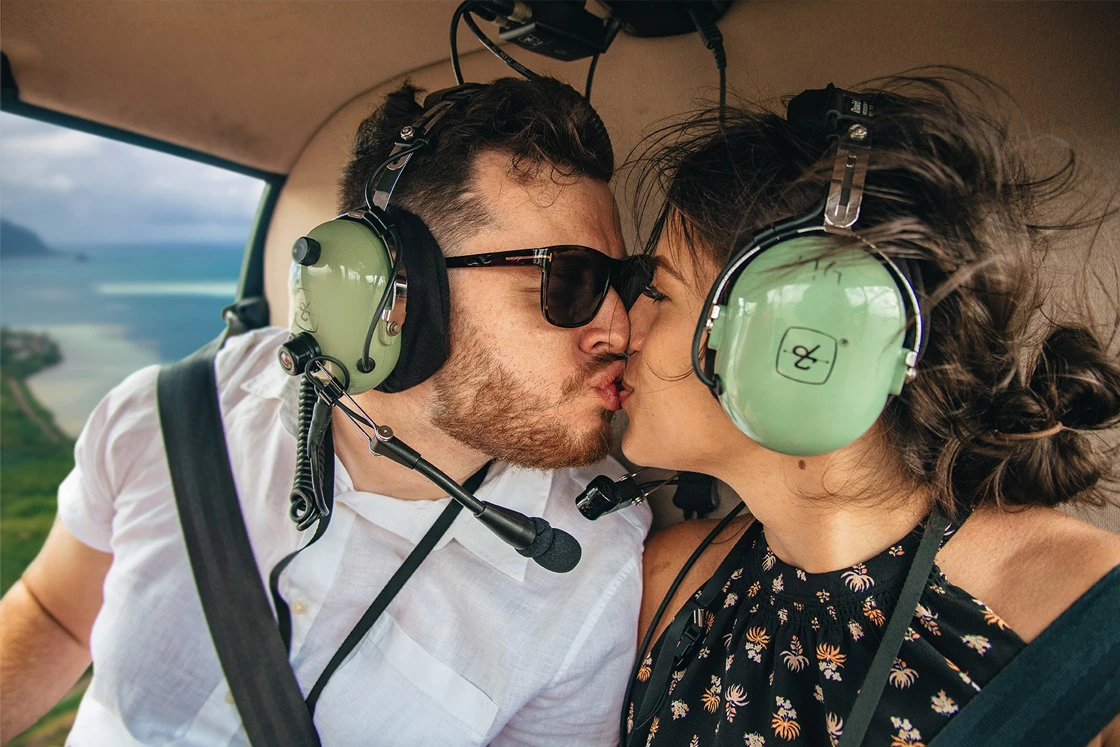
1,243,244,435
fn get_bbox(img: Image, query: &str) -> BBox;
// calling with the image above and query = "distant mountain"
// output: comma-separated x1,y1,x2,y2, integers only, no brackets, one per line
1,220,54,258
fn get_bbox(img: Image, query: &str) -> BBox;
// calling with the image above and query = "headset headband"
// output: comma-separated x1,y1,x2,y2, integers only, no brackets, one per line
370,84,484,210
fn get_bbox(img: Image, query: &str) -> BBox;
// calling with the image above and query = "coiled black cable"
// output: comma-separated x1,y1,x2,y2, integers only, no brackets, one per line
289,376,319,530
306,396,334,517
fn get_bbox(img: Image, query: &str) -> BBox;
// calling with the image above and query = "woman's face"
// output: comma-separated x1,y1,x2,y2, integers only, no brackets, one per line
621,231,755,472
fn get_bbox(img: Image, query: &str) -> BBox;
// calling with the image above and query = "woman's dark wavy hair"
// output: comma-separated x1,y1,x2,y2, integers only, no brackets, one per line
338,76,613,251
628,68,1120,515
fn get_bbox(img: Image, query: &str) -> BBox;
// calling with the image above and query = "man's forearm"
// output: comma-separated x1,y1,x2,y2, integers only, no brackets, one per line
0,580,91,745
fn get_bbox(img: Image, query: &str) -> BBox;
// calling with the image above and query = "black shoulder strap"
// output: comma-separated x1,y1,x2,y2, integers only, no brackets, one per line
930,564,1120,746
629,505,749,741
158,339,321,747
838,508,949,747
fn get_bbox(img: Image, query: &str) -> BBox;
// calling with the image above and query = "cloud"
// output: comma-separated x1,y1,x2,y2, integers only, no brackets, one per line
0,127,103,158
0,112,265,246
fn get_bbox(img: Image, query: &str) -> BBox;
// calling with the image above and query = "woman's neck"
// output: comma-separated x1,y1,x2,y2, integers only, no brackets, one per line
717,445,932,574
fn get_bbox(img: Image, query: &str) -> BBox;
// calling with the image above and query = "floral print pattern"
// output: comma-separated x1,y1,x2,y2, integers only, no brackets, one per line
627,518,1026,745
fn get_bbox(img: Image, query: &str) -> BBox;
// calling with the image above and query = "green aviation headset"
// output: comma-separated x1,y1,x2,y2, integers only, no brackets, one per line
692,86,926,456
278,84,484,395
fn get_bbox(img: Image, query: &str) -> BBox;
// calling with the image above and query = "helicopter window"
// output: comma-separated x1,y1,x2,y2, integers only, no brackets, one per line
0,111,264,744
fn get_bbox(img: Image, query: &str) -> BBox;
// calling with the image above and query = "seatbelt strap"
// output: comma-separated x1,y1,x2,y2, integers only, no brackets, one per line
158,340,322,747
838,508,949,747
631,506,749,738
930,564,1120,746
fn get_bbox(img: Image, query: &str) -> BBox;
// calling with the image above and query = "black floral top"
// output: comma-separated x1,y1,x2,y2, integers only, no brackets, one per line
626,518,1026,747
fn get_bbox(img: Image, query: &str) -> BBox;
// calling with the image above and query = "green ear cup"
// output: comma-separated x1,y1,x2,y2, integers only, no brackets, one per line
706,236,914,455
289,218,402,394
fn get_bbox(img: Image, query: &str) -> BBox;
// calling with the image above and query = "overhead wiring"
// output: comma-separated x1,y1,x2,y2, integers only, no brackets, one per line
450,0,543,85
688,5,728,125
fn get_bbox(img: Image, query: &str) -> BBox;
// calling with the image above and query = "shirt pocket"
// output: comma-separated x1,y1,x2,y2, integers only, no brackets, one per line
321,614,499,746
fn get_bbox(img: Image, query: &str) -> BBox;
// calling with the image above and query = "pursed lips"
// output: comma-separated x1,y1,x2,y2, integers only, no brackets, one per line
590,359,627,411
618,375,634,407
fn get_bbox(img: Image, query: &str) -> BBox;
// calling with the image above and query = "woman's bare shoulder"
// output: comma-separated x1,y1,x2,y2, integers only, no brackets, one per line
639,513,753,655
938,504,1120,642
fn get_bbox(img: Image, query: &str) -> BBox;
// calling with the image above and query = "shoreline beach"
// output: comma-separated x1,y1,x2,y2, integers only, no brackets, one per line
25,324,162,437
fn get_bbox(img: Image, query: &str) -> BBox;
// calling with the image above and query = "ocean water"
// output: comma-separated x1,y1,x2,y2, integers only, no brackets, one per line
1,243,245,436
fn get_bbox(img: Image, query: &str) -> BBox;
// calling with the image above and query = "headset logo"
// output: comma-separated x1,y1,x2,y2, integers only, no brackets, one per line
776,327,837,385
293,290,319,333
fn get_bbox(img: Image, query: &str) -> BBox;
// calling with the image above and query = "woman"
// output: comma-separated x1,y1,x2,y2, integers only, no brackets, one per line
619,74,1120,746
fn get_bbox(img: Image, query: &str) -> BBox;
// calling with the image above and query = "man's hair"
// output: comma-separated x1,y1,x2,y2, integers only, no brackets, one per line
338,77,614,251
629,68,1120,515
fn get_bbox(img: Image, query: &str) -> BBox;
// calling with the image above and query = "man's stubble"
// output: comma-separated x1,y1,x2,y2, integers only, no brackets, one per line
429,315,616,469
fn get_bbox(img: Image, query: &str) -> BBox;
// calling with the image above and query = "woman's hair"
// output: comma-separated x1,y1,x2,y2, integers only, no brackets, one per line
628,69,1120,515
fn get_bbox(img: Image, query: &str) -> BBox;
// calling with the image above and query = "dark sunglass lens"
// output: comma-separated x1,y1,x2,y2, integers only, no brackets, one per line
612,256,656,309
546,248,612,327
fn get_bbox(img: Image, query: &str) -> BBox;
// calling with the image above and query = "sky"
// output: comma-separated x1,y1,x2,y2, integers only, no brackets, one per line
0,111,265,247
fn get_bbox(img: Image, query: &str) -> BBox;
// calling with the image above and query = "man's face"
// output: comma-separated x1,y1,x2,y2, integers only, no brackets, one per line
428,152,629,469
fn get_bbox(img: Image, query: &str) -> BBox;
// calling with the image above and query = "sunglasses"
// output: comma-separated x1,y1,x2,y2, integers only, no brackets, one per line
445,246,654,328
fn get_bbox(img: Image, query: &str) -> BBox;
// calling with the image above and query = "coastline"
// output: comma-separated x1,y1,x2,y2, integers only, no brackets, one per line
24,324,161,437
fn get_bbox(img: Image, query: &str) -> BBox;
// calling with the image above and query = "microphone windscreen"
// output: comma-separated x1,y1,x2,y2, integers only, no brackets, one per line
533,524,582,574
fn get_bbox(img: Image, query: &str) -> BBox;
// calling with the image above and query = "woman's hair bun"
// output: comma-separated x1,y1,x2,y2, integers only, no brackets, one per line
1028,326,1120,431
974,326,1120,508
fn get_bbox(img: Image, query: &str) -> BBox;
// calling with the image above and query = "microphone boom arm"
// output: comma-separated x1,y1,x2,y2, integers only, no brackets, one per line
307,365,580,571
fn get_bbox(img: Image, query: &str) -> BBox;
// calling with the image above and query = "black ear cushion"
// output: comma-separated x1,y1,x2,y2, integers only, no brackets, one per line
375,209,452,393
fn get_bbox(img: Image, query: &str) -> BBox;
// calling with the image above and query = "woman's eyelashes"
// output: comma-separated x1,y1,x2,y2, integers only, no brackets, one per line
641,282,668,302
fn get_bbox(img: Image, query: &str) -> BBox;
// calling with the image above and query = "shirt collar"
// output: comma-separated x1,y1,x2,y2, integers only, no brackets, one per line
241,351,303,435
333,461,552,583
240,355,552,583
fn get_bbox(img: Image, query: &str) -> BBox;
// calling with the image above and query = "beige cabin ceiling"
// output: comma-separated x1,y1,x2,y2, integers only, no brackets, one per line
3,1,1118,177
1,0,472,173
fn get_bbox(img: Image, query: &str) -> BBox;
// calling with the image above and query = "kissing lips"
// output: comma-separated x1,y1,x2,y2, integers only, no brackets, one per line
618,377,633,407
591,359,627,411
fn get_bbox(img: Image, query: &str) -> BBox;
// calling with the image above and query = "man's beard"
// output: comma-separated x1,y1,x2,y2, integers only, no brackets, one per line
429,316,618,469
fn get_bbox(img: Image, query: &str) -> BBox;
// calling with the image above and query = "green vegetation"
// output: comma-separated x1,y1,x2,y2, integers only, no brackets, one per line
1,328,85,745
1,328,73,595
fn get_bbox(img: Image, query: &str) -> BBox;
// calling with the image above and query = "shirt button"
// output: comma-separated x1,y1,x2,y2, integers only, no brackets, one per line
224,691,235,705
291,599,308,615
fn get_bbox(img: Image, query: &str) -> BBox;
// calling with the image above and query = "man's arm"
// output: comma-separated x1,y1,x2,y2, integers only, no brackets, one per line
0,519,112,744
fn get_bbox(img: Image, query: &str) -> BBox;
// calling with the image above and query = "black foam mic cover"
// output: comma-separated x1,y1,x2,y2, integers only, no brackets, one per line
519,517,582,574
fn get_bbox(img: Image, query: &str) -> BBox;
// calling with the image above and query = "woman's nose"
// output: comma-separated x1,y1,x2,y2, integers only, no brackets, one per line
625,293,655,354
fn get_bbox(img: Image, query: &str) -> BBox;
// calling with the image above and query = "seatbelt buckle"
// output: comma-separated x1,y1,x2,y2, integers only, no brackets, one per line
673,608,708,662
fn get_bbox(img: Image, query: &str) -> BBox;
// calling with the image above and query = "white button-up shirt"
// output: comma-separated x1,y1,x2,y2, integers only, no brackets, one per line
58,328,650,746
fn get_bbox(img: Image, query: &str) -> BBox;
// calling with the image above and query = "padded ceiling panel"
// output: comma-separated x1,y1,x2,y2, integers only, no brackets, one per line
1,0,469,173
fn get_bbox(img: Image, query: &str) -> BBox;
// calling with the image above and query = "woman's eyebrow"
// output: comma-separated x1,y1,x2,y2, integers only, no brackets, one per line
652,256,686,284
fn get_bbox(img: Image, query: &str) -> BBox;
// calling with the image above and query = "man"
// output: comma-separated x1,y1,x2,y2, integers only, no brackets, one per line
0,77,650,746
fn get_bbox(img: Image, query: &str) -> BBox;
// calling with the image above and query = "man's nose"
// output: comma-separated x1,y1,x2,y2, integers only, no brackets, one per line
579,288,630,356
